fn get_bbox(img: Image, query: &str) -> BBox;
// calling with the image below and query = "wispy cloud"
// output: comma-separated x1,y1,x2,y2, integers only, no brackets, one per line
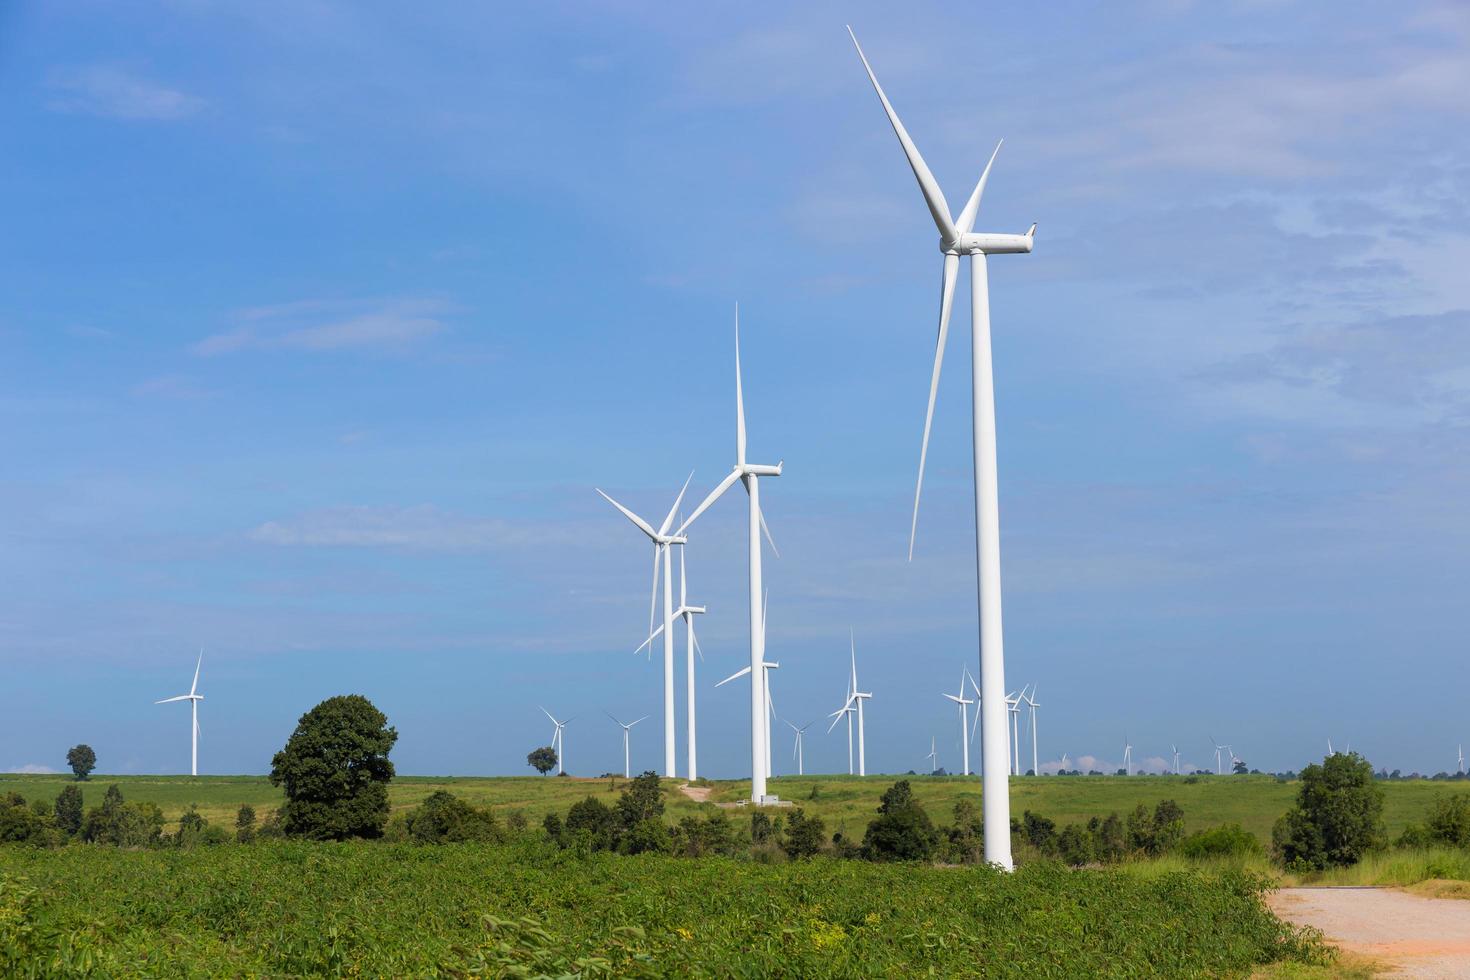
251,505,541,552
193,297,455,356
46,65,204,121
5,763,59,774
131,375,216,401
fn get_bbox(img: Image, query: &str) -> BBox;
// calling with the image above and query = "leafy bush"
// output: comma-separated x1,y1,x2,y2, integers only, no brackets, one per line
781,808,826,859
80,786,164,848
1272,752,1385,870
1425,794,1470,848
0,794,61,848
53,787,83,839
1178,824,1263,860
862,781,938,862
397,791,505,845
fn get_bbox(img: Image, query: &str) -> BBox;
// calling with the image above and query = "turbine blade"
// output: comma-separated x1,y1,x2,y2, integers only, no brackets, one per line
648,546,660,639
691,622,705,662
191,649,202,696
596,489,659,541
715,665,752,688
605,710,622,727
630,716,648,727
909,252,960,560
955,141,1003,235
735,305,747,467
658,471,695,536
846,27,958,243
758,506,780,559
675,470,742,537
635,623,666,658
679,544,687,605
155,695,190,704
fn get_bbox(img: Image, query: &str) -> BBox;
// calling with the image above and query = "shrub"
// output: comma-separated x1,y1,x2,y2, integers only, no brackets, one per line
0,793,60,847
80,786,164,848
1424,794,1470,848
1178,824,1263,860
402,791,504,844
564,796,618,851
614,773,664,831
1022,811,1059,857
782,808,826,859
1058,824,1095,866
54,786,83,838
944,799,984,864
862,781,938,862
269,694,398,840
172,806,229,847
621,818,671,855
1272,752,1384,870
236,804,257,843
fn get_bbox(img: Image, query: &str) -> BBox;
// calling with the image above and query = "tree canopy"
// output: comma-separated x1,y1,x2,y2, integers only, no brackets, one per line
269,694,398,840
66,744,96,781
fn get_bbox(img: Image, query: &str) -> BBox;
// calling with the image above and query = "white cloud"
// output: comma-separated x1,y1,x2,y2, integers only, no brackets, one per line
46,65,204,121
250,505,541,552
5,763,59,774
193,298,454,356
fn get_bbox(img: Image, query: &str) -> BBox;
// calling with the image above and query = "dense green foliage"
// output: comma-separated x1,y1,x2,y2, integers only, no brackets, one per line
1178,823,1265,860
1272,753,1385,870
387,791,506,844
53,787,82,838
81,786,164,848
269,694,397,840
64,746,95,782
527,746,557,775
862,780,939,861
0,840,1325,976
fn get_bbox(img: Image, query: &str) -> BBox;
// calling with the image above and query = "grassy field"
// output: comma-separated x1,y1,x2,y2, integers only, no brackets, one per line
0,840,1324,977
7,771,1466,841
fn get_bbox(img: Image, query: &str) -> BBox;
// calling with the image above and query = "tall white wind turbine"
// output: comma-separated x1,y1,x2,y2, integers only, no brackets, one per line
1007,689,1024,776
942,667,975,776
1122,736,1133,777
155,650,205,776
1172,744,1181,776
597,477,692,776
540,707,571,776
606,712,648,780
675,308,782,802
828,674,856,776
926,736,939,775
849,27,1035,870
637,543,707,779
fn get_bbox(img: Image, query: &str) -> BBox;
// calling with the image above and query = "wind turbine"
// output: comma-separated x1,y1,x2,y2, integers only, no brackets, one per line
1172,744,1181,776
636,542,707,779
942,667,975,776
849,27,1035,870
828,632,873,777
1210,737,1226,775
828,673,856,775
1459,744,1464,776
606,712,648,780
540,707,572,776
716,590,779,778
597,476,692,776
675,308,782,803
1122,736,1133,777
926,736,939,775
155,650,204,776
1223,744,1236,773
1007,689,1024,776
1327,738,1334,756
1022,685,1040,777
786,719,814,776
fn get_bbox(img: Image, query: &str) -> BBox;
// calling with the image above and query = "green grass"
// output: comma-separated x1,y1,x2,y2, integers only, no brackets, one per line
0,840,1326,977
6,771,1468,841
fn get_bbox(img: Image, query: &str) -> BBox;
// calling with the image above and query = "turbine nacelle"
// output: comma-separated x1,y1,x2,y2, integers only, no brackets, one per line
739,461,783,479
948,228,1036,256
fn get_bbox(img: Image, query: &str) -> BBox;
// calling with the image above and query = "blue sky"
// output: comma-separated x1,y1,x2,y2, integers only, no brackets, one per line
3,2,1468,779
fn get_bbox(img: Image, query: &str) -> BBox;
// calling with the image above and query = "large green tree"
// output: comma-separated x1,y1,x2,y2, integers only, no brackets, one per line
1272,752,1384,870
269,694,397,840
66,744,96,781
526,746,557,775
862,780,938,861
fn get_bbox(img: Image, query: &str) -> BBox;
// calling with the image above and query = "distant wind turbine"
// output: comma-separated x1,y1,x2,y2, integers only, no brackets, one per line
1172,744,1181,776
942,667,975,776
1122,736,1133,777
597,476,692,776
1022,685,1040,777
674,308,782,803
926,736,939,775
606,712,648,780
155,650,205,776
637,541,707,779
1210,737,1226,775
715,590,778,777
827,632,872,776
1459,744,1465,776
786,719,814,776
1007,688,1025,776
540,707,572,776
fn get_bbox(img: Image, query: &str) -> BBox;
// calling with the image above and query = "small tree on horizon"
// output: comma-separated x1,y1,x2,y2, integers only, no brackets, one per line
66,744,96,781
527,746,558,775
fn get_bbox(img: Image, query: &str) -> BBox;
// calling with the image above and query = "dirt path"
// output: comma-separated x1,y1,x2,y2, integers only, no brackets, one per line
1268,887,1470,979
677,782,715,804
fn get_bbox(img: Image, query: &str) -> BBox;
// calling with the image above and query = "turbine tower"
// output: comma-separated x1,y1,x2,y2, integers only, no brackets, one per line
1211,737,1226,775
942,667,975,776
849,27,1035,870
828,674,856,775
1459,744,1465,776
637,543,707,779
1122,736,1133,777
828,632,872,776
926,736,939,775
597,476,692,776
676,308,782,803
606,712,648,780
540,707,571,775
1007,689,1024,776
1172,744,1181,776
154,650,204,776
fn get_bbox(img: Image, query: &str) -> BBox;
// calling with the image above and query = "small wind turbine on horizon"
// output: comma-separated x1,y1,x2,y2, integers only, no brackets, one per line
1122,736,1133,777
597,476,692,777
1022,685,1040,777
674,308,782,803
540,707,572,776
1211,737,1226,775
155,650,205,777
786,719,814,776
926,736,939,775
1459,745,1465,776
1172,744,1181,776
849,26,1036,870
942,666,975,776
606,712,648,780
827,632,872,777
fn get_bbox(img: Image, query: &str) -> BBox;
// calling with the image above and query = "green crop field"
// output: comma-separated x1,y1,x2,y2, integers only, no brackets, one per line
5,771,1466,841
0,840,1323,977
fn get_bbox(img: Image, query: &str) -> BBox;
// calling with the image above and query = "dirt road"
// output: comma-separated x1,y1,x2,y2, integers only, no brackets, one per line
1268,886,1470,979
